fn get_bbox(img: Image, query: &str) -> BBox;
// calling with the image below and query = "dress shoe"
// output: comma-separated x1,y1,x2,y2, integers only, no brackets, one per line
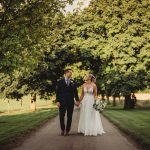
65,132,69,136
61,130,65,136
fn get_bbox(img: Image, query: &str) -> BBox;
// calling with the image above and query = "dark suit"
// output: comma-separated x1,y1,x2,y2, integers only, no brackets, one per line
56,78,79,132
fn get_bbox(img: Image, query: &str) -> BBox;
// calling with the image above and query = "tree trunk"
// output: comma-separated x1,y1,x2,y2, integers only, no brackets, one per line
124,94,134,109
112,96,116,106
101,93,105,100
106,95,110,104
7,99,10,113
118,96,121,103
30,93,37,111
20,98,23,109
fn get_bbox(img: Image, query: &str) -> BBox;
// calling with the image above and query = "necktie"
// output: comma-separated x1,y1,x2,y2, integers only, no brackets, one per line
66,79,69,86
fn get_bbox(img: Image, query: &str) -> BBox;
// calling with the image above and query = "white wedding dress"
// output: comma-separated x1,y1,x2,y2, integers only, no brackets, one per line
78,85,105,136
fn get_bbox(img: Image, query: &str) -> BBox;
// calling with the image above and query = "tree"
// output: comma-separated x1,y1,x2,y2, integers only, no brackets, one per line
0,0,74,99
62,0,150,109
1,0,149,111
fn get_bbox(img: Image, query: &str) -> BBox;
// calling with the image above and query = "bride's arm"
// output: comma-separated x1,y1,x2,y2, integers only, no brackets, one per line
79,85,84,102
93,84,98,100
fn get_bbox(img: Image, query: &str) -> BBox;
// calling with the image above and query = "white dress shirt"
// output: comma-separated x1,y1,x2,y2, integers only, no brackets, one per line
65,77,70,86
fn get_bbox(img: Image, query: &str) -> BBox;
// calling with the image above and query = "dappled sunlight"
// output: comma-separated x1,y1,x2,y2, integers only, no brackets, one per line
0,0,149,149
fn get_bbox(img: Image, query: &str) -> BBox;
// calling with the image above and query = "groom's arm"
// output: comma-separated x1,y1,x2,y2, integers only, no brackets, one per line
56,80,61,102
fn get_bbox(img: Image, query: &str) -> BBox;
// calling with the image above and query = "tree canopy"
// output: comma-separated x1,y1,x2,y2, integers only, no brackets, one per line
0,0,149,109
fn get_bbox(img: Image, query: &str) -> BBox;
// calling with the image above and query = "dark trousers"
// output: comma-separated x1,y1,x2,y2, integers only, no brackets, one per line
59,103,74,132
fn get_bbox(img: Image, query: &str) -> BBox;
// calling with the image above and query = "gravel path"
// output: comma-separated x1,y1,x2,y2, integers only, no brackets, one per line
13,108,141,150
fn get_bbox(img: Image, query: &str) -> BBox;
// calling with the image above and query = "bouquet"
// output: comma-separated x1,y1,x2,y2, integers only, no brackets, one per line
93,98,107,113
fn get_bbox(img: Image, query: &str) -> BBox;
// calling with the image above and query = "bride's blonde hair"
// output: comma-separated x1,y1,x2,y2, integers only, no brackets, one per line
84,74,96,82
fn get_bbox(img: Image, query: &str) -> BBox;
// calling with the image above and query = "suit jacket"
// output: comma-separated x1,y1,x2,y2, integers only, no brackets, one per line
56,78,79,105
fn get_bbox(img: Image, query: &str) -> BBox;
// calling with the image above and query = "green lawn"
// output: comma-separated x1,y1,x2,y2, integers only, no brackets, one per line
0,108,58,145
0,95,53,113
103,106,150,150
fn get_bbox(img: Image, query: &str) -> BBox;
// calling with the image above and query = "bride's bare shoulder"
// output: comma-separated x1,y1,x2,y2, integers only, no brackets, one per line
92,83,97,88
81,84,85,90
82,83,85,87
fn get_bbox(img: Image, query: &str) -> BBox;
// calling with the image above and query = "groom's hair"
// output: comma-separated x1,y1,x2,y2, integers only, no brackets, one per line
64,68,72,74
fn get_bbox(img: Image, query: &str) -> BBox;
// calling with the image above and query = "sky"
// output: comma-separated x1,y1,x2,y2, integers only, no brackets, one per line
65,0,91,13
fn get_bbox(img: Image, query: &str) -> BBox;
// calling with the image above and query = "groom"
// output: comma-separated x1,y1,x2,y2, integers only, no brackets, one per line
56,69,80,136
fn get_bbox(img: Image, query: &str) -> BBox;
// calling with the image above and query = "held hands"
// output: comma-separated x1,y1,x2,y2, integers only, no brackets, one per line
57,101,80,107
74,101,80,107
56,102,60,108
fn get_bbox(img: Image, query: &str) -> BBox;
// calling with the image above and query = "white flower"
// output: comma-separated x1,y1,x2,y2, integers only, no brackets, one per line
93,98,107,113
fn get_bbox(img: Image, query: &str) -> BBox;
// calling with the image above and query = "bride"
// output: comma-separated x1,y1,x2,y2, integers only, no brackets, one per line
78,74,105,136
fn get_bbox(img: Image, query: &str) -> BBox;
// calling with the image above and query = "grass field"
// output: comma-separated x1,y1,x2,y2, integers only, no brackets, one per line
0,93,149,149
0,95,53,113
103,105,150,150
0,107,58,146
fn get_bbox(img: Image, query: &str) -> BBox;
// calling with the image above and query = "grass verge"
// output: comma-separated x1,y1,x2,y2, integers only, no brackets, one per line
0,107,58,148
103,106,150,150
